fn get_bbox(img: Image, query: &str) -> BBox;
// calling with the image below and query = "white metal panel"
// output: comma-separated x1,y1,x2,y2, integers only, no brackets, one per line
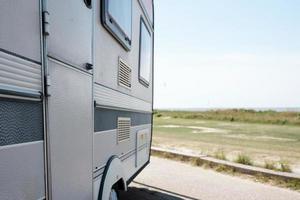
136,129,149,167
93,177,102,200
47,60,93,200
136,146,148,168
94,84,152,112
48,0,92,68
122,153,139,181
0,0,41,62
0,51,42,92
94,0,153,103
93,124,151,170
0,141,45,200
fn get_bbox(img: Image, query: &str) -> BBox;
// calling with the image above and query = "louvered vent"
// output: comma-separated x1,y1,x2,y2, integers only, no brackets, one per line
118,58,132,89
117,117,131,143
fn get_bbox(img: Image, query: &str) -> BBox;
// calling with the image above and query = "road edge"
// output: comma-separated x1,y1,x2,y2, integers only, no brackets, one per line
151,147,300,188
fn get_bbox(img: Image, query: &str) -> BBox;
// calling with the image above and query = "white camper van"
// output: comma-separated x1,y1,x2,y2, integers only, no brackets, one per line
0,0,154,199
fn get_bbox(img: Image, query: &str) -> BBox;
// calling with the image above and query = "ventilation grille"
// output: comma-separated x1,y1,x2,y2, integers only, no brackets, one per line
117,117,131,143
118,58,132,89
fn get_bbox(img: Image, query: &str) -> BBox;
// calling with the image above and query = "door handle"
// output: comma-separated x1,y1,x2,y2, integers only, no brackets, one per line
85,63,93,70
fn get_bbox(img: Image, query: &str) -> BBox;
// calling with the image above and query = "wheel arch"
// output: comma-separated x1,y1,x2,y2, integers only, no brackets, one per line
98,155,127,200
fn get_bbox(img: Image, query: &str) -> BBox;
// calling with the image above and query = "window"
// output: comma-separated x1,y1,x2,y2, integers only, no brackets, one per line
102,0,132,50
140,0,154,25
139,18,152,86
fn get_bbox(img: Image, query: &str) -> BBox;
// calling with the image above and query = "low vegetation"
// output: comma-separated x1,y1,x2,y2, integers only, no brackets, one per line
154,109,300,126
279,161,292,173
213,150,227,161
235,154,253,166
263,160,292,173
152,109,300,190
152,150,300,191
264,161,277,171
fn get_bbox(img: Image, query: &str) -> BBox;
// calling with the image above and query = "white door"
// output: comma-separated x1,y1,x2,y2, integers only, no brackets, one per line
45,0,93,199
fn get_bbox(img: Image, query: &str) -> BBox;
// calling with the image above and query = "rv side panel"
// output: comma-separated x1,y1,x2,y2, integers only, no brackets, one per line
0,0,41,62
0,1,45,199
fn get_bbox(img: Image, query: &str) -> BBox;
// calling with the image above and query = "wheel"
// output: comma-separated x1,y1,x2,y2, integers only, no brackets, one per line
109,188,119,200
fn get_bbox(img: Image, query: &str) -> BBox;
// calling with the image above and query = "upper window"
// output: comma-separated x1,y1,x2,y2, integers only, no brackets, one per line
102,0,132,50
140,0,154,25
139,18,152,86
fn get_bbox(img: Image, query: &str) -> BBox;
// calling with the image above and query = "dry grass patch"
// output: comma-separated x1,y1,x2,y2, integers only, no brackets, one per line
235,154,253,166
213,150,227,161
279,161,292,173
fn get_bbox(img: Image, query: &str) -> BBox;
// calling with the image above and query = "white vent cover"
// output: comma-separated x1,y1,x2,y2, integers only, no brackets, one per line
117,117,131,143
118,58,132,88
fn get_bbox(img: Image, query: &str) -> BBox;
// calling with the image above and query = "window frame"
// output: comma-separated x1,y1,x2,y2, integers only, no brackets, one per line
138,0,154,28
101,0,132,51
138,17,153,87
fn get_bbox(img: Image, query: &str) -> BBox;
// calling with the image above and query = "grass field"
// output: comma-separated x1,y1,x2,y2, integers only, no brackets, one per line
152,110,300,174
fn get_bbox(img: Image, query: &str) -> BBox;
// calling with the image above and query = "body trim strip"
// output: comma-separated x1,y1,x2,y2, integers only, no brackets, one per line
0,140,43,150
94,108,152,132
0,84,41,99
93,145,149,180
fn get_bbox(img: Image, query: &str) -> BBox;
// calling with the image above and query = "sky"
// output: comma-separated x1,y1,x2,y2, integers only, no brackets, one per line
153,0,300,109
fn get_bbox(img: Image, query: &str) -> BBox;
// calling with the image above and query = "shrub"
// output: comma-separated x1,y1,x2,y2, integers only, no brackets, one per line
279,161,292,173
156,114,162,117
235,154,253,166
264,161,277,170
214,150,227,160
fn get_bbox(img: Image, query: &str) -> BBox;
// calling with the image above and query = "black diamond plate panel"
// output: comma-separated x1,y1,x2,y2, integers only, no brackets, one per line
0,98,43,146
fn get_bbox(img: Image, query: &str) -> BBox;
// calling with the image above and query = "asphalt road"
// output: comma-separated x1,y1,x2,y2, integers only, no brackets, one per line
120,157,300,200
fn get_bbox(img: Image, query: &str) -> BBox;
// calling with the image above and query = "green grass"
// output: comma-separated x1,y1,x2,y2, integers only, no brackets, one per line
152,150,300,191
235,154,253,165
153,110,300,173
154,109,300,126
213,150,227,160
279,161,292,173
264,161,277,170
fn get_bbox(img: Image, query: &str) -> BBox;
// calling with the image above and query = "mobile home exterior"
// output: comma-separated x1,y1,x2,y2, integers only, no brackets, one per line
0,0,154,199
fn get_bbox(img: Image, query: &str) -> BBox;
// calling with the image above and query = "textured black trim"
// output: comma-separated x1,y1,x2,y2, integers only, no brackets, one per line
0,98,43,146
94,107,152,132
0,48,41,65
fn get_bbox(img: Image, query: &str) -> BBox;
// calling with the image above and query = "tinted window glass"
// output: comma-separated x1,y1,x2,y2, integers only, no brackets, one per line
108,0,132,37
139,19,152,85
102,0,132,50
